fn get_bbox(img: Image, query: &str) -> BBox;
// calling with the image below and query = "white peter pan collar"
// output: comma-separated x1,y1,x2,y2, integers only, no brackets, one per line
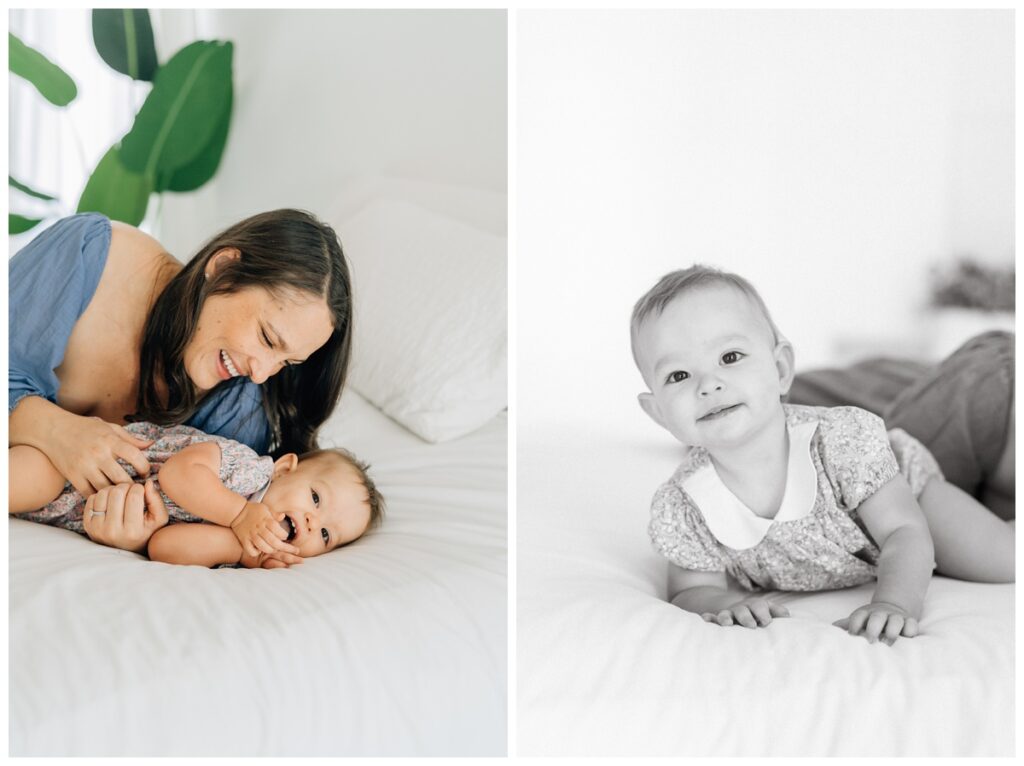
681,418,819,550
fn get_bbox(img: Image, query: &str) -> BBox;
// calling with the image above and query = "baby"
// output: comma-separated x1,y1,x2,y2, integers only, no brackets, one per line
631,265,1014,645
9,422,384,568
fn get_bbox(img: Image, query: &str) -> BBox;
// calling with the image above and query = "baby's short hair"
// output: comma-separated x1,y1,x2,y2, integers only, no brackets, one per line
630,264,782,366
299,447,386,531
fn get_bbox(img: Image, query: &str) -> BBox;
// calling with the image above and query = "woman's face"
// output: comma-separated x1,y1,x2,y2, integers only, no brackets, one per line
184,263,334,391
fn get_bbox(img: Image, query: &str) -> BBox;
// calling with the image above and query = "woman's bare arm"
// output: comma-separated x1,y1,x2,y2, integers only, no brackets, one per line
9,395,152,495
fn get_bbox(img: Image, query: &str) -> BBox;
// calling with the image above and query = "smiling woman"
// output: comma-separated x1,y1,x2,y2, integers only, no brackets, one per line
184,273,334,390
8,209,353,554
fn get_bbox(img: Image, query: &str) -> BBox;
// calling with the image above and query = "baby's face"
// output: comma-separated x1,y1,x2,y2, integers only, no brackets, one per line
262,455,372,558
635,284,791,451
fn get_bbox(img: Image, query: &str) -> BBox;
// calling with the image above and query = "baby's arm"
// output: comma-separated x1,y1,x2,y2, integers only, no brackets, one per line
157,441,248,525
838,475,935,644
669,565,789,628
148,524,300,569
148,523,244,567
158,442,300,562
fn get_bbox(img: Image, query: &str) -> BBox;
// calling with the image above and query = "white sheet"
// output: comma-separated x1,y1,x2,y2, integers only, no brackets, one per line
9,390,507,756
516,419,1014,757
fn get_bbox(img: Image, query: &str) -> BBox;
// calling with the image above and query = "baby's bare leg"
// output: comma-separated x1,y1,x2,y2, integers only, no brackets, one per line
8,445,69,514
918,478,1014,583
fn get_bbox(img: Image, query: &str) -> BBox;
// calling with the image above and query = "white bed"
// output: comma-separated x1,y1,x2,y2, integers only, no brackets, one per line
9,181,509,756
10,390,507,756
516,417,1014,757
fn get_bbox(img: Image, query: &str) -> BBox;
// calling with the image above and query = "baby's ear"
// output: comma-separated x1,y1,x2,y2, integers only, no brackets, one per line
272,453,299,478
638,392,667,429
773,340,796,395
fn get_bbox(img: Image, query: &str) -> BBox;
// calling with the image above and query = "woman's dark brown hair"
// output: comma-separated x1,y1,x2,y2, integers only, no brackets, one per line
131,209,352,457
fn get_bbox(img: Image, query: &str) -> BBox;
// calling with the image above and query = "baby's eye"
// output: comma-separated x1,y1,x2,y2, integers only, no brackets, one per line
311,489,320,507
321,528,330,546
721,351,745,364
665,370,689,384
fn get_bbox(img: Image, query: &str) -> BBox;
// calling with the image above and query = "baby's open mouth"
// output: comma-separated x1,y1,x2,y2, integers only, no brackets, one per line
279,515,297,542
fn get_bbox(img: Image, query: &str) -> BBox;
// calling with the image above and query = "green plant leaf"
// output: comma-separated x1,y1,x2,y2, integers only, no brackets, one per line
77,144,152,226
119,40,233,180
9,32,77,106
9,213,43,234
91,9,158,82
161,86,233,192
9,175,57,201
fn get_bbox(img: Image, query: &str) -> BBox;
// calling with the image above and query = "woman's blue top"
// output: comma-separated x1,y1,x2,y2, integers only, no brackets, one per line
8,213,271,453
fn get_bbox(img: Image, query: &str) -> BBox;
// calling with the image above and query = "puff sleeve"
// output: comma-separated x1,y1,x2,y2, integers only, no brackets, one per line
215,437,275,496
648,481,726,572
817,406,900,510
9,214,111,414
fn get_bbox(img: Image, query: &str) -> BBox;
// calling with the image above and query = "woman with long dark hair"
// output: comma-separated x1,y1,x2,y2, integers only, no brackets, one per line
9,210,353,553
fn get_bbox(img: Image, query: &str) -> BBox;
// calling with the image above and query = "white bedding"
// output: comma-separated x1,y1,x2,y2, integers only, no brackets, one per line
517,419,1014,757
9,390,507,756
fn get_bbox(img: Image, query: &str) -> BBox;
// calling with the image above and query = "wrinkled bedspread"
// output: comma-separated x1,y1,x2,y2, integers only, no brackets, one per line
9,391,507,756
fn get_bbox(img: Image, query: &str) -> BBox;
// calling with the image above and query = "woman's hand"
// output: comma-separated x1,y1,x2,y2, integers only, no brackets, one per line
701,596,790,628
82,480,168,554
230,501,302,564
48,414,154,497
834,601,920,646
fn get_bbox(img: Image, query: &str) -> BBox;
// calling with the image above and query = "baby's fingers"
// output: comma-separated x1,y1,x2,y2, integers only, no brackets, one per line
265,530,300,557
846,609,870,637
711,610,734,627
901,617,920,638
240,536,261,558
768,603,790,619
270,513,289,540
747,601,774,627
880,615,905,646
252,532,278,555
271,550,304,566
732,605,758,629
863,611,889,643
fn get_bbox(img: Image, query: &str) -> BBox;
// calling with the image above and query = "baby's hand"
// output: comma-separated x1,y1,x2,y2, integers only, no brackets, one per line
701,596,789,628
258,554,303,570
833,601,919,646
238,550,304,570
230,501,301,561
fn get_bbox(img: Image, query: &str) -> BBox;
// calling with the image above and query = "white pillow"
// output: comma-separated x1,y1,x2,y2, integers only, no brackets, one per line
337,198,507,443
329,175,507,238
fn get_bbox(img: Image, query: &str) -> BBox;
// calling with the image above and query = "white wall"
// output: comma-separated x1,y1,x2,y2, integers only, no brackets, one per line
8,9,507,258
517,9,1013,432
155,9,507,258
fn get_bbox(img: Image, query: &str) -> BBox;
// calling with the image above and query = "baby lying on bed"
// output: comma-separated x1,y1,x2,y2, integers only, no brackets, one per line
632,265,1014,645
9,422,384,568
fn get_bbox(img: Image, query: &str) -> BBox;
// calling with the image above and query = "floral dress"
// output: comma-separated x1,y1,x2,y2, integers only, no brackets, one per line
20,422,275,535
647,405,943,591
